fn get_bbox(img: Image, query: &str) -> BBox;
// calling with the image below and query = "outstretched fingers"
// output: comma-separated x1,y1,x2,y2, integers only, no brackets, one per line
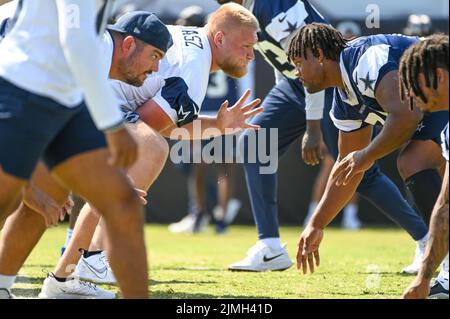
233,89,252,108
240,98,261,113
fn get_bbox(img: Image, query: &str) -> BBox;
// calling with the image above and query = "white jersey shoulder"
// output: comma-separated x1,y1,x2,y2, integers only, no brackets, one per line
352,44,390,99
113,25,212,125
0,0,122,130
265,1,310,44
0,0,17,24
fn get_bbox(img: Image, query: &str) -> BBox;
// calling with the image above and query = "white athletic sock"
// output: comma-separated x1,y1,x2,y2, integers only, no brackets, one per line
0,274,16,290
63,228,74,249
343,203,358,220
260,238,282,251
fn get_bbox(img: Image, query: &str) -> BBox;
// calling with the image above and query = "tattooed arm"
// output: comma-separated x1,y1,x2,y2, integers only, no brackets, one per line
403,162,449,299
422,163,449,280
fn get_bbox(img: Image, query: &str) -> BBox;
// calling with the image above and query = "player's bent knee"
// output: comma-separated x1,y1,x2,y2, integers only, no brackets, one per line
152,133,169,167
101,188,144,228
130,122,169,167
106,205,144,234
397,139,445,180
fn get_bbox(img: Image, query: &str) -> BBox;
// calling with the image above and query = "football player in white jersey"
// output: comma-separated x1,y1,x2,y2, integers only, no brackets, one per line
0,2,172,299
41,3,263,297
0,0,15,40
400,35,449,299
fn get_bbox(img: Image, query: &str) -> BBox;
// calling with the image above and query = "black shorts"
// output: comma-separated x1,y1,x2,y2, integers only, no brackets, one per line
0,77,106,179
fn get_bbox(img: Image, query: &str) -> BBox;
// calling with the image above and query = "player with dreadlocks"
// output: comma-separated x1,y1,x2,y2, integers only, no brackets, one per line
289,23,448,276
400,34,449,299
215,0,431,275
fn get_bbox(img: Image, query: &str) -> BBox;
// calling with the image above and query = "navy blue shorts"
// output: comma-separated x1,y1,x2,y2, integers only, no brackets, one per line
0,77,107,179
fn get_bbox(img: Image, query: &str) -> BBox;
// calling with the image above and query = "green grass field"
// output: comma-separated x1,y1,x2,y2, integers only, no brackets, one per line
13,224,421,299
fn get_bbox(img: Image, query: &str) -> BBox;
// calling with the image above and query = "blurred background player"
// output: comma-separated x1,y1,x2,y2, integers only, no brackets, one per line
168,6,255,234
404,14,433,37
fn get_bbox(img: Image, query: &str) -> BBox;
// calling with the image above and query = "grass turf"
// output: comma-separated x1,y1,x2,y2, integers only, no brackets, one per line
13,224,422,299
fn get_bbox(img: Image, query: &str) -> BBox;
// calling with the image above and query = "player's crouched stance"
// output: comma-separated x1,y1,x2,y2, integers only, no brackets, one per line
290,23,447,279
400,35,449,299
0,2,164,299
33,4,262,299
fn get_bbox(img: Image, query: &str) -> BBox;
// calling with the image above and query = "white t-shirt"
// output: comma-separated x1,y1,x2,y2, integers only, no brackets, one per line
0,0,123,130
113,25,212,127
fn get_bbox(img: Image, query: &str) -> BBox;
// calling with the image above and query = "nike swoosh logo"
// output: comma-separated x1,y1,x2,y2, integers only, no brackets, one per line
263,254,283,262
278,14,287,23
82,260,108,279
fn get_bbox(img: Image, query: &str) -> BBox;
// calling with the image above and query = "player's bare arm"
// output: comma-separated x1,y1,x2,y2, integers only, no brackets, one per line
332,70,423,185
403,163,449,298
138,89,262,139
296,125,373,274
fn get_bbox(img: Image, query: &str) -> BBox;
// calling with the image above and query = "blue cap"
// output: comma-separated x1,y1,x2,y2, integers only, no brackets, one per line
108,12,173,53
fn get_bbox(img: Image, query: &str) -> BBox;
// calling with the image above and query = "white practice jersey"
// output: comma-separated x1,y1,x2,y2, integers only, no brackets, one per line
113,25,212,127
0,0,123,130
0,1,16,35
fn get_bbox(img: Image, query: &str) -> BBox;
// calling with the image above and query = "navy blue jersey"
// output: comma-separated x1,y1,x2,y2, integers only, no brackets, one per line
331,34,420,131
251,0,327,92
442,122,449,161
201,71,239,115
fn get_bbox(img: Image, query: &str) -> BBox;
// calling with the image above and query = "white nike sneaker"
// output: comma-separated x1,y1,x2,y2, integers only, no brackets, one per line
38,273,115,299
429,271,449,299
228,242,293,272
401,236,428,274
74,250,116,285
168,214,196,233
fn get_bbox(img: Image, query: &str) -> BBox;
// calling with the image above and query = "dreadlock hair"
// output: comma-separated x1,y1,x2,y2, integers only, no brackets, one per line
399,34,449,109
287,23,348,62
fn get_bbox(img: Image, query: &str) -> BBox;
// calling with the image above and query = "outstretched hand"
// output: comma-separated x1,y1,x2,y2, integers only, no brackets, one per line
216,89,262,134
402,278,430,299
296,225,323,274
331,150,373,186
